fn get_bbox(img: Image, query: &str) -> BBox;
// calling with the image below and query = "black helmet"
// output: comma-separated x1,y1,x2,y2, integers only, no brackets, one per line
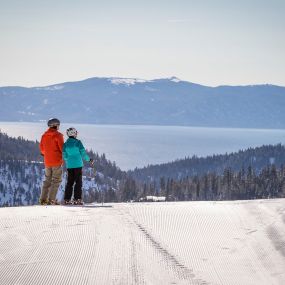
47,118,60,127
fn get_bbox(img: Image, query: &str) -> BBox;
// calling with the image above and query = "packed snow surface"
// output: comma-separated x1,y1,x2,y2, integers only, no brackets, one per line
0,199,285,285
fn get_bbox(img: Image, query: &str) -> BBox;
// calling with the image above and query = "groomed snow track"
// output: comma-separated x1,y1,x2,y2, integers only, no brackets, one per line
0,199,285,285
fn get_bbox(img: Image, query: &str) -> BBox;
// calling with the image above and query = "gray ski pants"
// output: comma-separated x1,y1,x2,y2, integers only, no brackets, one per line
40,166,62,201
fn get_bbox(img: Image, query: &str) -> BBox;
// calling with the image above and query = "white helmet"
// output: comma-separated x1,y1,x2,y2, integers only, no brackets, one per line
66,127,78,138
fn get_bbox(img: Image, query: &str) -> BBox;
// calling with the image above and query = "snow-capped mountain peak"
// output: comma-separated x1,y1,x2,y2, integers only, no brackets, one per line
169,76,181,83
35,85,65,91
109,78,149,86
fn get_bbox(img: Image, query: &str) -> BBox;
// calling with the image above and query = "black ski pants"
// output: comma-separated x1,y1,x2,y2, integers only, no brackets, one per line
64,167,82,200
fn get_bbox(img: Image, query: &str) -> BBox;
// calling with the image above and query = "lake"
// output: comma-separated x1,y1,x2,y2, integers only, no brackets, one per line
0,122,285,170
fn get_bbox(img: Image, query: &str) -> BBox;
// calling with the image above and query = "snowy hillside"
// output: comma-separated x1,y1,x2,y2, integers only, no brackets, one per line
0,161,110,206
1,77,285,128
0,161,42,206
1,199,284,284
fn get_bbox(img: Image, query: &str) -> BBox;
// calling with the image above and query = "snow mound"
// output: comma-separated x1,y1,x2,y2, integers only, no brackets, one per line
0,199,284,284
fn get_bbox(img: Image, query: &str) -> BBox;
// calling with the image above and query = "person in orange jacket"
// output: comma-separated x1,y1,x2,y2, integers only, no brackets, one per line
39,118,64,205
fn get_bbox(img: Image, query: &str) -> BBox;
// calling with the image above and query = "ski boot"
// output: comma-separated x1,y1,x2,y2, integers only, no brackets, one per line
48,199,60,205
73,199,84,205
64,200,72,205
39,198,48,205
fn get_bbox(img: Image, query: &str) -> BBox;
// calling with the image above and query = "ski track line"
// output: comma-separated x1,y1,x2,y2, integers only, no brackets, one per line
131,205,167,284
124,205,192,285
123,204,210,285
124,209,145,285
134,221,199,282
260,202,285,260
248,201,285,252
115,207,155,285
152,203,221,284
267,226,285,257
170,205,214,284
127,201,285,285
159,203,218,284
119,206,178,284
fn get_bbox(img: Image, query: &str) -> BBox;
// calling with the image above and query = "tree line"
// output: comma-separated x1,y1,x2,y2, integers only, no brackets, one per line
120,164,285,201
130,144,285,183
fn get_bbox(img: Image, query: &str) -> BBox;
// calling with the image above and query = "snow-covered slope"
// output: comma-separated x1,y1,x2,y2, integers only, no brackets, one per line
0,200,284,284
0,161,113,206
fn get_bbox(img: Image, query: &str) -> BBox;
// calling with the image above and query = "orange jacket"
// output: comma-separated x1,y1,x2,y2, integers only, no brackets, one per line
40,128,64,167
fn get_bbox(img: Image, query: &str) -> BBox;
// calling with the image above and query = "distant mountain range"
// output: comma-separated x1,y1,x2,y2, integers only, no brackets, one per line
1,76,285,128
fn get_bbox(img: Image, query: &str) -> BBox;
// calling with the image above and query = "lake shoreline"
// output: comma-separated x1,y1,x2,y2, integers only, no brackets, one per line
1,122,285,171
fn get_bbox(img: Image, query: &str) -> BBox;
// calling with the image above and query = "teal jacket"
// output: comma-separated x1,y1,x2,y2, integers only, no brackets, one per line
63,138,90,169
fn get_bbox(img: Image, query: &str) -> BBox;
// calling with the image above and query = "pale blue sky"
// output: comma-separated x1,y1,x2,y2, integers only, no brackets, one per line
0,0,284,87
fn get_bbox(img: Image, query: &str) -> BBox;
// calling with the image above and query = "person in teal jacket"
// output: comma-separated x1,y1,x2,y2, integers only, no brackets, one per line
63,127,93,205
